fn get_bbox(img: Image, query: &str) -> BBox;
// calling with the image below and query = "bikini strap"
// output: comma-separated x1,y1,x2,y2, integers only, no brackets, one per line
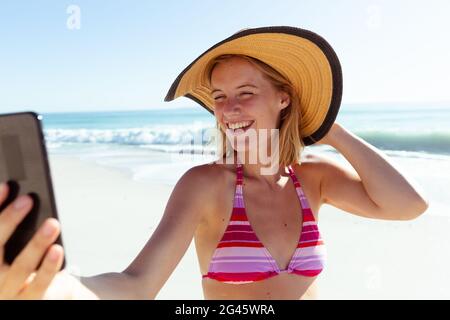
287,165,302,188
236,163,243,185
287,164,316,221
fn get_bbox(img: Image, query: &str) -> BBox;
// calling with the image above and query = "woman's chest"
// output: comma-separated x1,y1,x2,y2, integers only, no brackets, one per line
195,167,321,274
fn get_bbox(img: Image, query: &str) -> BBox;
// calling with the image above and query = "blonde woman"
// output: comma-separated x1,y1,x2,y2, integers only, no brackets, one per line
0,26,428,300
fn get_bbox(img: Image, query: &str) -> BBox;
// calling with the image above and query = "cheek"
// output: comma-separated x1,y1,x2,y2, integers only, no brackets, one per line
213,107,223,121
213,110,227,131
245,97,277,124
239,96,262,115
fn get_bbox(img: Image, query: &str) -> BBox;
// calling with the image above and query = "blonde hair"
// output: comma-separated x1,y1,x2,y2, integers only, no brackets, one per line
206,54,304,168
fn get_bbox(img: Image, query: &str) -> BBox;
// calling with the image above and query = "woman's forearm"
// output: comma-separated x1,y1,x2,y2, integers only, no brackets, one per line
326,123,429,217
80,272,147,300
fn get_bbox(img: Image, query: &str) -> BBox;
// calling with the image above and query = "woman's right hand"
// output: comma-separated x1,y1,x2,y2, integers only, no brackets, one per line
0,182,64,299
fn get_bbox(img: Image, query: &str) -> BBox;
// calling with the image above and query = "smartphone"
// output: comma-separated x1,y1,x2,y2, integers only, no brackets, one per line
0,111,66,268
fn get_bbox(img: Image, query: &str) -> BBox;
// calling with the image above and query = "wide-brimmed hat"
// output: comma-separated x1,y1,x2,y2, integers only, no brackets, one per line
164,26,342,145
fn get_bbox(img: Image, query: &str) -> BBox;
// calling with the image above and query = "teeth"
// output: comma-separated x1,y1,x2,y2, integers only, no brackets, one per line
227,121,253,130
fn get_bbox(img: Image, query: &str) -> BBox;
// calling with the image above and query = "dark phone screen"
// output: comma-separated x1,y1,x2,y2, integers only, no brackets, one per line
0,133,40,265
2,135,26,180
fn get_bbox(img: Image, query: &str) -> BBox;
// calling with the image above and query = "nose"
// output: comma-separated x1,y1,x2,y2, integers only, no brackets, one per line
222,96,241,116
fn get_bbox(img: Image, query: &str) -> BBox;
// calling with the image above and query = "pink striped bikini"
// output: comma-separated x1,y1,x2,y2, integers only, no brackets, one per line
202,163,326,284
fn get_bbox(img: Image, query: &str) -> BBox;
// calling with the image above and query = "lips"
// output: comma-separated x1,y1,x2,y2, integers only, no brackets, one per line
226,120,254,129
225,120,255,136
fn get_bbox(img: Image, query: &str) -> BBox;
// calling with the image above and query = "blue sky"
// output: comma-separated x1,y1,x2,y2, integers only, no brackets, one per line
1,0,450,113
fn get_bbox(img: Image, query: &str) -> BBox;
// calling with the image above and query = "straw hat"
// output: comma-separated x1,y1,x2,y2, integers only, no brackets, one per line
164,26,342,145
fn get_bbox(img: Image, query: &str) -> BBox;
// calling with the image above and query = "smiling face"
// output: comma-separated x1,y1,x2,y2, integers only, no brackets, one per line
210,56,290,157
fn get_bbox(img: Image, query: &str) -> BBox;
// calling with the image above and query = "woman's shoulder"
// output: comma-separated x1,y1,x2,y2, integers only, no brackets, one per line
291,152,329,174
183,160,235,181
178,160,236,197
290,152,338,191
176,161,236,223
293,151,349,180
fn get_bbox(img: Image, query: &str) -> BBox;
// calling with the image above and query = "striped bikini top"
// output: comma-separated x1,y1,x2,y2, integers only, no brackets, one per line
202,163,326,284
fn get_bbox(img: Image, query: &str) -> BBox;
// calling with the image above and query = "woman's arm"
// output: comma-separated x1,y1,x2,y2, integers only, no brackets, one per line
78,272,141,299
78,164,218,299
316,123,429,220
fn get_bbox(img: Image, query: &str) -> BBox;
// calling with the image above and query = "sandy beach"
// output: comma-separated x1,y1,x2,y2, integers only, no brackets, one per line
48,153,450,300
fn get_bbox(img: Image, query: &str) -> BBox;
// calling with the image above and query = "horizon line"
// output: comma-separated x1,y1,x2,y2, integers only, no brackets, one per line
2,100,450,115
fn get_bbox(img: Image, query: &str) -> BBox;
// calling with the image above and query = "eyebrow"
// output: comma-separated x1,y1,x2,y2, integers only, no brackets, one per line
211,84,258,95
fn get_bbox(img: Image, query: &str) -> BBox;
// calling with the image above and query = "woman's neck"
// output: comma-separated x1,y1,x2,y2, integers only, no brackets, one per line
222,152,290,186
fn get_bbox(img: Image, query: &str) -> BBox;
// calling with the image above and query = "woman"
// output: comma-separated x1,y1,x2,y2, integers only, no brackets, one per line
0,26,428,300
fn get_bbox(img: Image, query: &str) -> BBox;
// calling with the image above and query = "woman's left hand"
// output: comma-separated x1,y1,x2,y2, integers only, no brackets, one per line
315,122,342,146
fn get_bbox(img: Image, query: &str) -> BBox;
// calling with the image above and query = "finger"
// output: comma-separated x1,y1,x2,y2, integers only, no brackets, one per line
18,272,37,292
20,245,64,300
2,218,60,296
24,272,37,287
0,194,33,265
0,193,33,246
0,264,8,285
0,182,8,204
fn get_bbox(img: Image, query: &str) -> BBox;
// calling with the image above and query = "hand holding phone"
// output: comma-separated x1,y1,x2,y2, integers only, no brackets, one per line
0,183,64,299
0,112,66,298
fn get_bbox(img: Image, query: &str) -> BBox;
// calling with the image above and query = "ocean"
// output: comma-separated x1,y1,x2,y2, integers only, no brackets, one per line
41,103,450,158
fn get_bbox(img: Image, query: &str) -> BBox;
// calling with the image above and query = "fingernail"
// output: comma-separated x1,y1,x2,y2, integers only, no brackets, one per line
41,222,56,237
48,247,61,262
14,196,31,210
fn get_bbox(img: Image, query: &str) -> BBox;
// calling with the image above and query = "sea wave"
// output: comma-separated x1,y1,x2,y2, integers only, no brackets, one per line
354,129,450,154
43,127,450,155
44,125,217,146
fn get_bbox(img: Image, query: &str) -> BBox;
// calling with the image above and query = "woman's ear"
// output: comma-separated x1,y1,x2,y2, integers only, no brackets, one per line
279,91,290,110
